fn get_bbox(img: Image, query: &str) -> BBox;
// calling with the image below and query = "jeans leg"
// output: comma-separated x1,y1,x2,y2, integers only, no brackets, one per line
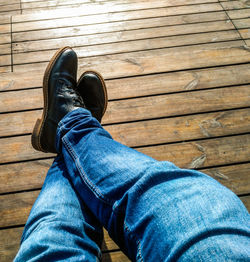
14,155,103,262
57,108,250,262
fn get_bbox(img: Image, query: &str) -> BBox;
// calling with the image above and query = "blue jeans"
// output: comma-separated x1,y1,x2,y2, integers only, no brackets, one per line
15,108,250,261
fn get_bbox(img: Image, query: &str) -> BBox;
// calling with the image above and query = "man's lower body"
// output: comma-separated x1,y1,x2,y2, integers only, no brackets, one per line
15,108,250,261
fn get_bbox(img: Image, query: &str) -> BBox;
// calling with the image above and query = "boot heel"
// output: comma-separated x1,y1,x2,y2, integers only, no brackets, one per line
31,118,42,151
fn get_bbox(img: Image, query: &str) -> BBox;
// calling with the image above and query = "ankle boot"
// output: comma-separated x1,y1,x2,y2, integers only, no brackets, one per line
76,70,108,123
32,47,85,153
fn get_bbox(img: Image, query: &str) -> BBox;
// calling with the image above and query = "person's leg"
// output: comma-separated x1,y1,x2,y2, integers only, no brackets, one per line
14,155,103,262
57,108,250,262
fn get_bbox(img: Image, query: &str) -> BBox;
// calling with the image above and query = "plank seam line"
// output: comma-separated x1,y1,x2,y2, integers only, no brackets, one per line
20,0,23,15
1,161,250,196
11,29,243,54
10,16,13,72
0,224,25,230
11,2,223,24
218,0,248,46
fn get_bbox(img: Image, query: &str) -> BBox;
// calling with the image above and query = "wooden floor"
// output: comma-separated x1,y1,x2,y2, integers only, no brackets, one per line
0,0,250,261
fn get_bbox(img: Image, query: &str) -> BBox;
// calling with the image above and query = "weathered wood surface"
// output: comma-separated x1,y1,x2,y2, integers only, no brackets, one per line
19,0,220,16
12,20,238,54
0,1,250,262
12,8,227,33
13,41,250,73
1,63,249,92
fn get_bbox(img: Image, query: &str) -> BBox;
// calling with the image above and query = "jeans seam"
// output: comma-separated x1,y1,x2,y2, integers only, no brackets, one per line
62,134,114,206
124,220,144,262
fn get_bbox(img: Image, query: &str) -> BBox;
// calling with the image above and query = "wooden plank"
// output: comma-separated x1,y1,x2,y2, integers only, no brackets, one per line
227,8,250,19
139,134,250,167
0,34,11,45
13,17,234,43
239,28,250,39
21,0,155,10
233,18,250,29
21,0,97,9
0,190,40,228
0,10,21,16
0,3,20,13
12,8,227,33
13,1,222,23
0,66,11,73
0,24,11,35
201,163,250,196
0,228,23,262
1,63,249,92
12,14,231,53
0,0,19,5
0,54,11,67
0,15,10,25
13,41,250,74
0,44,11,55
13,31,241,65
221,1,250,10
0,159,52,194
21,0,219,15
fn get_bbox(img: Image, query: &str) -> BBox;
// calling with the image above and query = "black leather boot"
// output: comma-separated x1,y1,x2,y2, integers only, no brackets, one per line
32,47,85,153
76,71,108,123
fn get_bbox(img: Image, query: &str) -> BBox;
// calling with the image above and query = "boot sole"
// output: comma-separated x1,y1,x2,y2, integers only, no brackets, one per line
31,46,72,152
77,70,108,119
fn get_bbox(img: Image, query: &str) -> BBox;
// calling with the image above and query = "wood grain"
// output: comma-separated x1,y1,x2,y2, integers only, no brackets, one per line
221,1,250,10
13,1,222,23
227,8,250,19
12,8,227,33
234,18,250,29
13,31,241,65
239,28,250,39
21,0,220,15
1,63,249,92
13,17,234,43
13,41,250,75
12,15,232,53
